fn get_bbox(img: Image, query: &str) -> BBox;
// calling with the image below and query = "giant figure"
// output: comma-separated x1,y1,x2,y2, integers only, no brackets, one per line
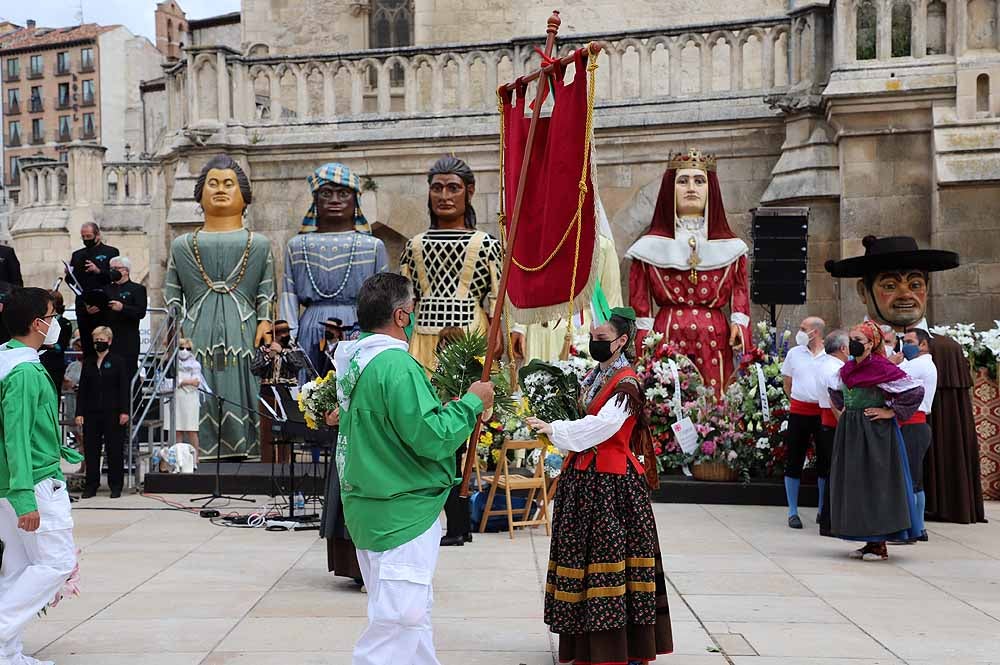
826,235,986,524
626,150,750,395
165,155,276,458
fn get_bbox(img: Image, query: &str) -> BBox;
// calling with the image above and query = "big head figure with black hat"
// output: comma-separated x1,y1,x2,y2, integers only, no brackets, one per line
825,235,985,525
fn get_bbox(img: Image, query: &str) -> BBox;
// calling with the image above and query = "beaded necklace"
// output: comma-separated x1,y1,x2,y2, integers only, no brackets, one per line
191,229,254,294
302,232,358,300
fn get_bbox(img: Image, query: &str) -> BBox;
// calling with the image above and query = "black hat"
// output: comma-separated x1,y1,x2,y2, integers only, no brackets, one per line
323,318,343,328
825,235,959,278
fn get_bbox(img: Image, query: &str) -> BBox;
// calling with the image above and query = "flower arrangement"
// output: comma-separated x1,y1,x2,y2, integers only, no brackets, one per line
297,370,338,430
931,321,1000,380
518,359,582,423
636,332,709,471
685,393,752,480
431,329,514,414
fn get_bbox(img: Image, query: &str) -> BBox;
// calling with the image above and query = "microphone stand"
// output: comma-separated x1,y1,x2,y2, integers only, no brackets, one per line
190,387,256,508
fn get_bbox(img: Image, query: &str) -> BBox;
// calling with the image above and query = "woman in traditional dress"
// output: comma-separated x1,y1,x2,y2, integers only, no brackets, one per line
527,307,673,665
826,320,924,561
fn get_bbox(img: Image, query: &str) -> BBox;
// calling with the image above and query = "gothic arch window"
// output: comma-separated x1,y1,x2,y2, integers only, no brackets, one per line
891,1,913,57
926,1,948,55
370,0,414,86
977,73,990,113
856,0,878,60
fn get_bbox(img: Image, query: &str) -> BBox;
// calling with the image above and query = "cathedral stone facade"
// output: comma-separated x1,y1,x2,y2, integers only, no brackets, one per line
9,0,1000,330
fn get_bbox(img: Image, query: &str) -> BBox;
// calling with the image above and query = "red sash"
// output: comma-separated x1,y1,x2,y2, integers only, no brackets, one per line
564,367,645,476
790,399,821,417
820,408,837,428
899,411,927,426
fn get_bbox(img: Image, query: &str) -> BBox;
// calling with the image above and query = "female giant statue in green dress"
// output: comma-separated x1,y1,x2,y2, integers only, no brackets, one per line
165,155,276,458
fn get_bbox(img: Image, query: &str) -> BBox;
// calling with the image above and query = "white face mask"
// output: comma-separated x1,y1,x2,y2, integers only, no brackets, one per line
39,317,61,347
178,349,193,360
795,330,810,348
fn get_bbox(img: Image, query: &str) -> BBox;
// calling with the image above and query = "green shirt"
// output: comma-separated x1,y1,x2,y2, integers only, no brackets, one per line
339,348,482,552
0,340,80,516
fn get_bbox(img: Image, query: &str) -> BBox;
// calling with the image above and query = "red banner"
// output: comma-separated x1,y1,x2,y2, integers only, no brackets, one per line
501,50,597,323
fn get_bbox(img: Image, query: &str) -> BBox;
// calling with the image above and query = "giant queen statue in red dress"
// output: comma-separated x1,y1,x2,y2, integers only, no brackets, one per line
626,150,751,396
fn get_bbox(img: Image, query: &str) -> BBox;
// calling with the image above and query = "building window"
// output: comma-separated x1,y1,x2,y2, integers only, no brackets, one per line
9,157,19,186
5,88,19,114
4,57,18,80
30,86,43,112
56,51,70,74
8,121,20,146
31,118,43,143
856,0,877,60
977,73,990,113
29,54,43,77
369,0,413,86
58,82,71,108
82,112,95,138
891,1,913,57
81,47,94,71
58,115,71,141
81,79,95,105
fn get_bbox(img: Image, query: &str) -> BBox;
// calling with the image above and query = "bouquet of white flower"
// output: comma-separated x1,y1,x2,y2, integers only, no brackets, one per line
297,371,338,430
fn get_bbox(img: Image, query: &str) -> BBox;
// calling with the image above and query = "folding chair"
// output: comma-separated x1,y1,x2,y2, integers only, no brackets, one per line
477,439,552,539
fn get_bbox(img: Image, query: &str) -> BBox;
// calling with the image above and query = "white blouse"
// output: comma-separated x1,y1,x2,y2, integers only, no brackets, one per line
548,399,631,453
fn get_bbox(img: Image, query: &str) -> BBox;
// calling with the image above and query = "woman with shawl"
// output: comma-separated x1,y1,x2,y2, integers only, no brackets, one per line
826,320,924,561
527,307,673,665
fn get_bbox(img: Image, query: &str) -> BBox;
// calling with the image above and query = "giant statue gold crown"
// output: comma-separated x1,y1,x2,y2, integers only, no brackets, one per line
667,149,717,172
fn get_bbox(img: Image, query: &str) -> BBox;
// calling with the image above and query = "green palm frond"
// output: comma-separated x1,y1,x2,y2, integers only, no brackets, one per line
430,329,514,415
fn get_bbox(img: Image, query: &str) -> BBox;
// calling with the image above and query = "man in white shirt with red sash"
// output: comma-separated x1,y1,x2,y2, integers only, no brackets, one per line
895,327,937,544
781,316,826,529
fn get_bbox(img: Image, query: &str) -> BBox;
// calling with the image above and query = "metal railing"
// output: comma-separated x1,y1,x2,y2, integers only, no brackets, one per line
127,306,180,489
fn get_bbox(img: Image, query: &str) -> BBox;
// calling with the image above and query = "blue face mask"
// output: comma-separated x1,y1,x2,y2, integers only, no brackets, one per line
901,343,921,361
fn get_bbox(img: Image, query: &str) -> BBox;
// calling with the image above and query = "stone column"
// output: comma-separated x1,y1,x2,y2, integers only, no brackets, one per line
323,66,337,119
187,53,199,125
296,65,309,121
217,51,231,122
877,0,892,60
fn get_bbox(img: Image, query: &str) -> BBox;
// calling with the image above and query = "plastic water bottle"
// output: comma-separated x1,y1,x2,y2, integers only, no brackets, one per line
167,447,177,469
151,449,161,469
294,491,305,510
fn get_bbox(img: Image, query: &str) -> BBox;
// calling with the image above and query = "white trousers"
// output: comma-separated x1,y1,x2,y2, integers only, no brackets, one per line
0,478,77,660
353,519,442,665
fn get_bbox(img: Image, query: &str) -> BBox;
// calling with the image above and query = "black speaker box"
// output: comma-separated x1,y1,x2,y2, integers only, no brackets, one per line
750,207,809,305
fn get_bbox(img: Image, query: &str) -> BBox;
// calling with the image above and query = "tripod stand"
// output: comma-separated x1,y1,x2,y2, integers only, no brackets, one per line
191,388,255,508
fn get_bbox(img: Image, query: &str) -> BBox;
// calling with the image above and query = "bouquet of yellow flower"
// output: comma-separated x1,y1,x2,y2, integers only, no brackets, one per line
297,370,338,430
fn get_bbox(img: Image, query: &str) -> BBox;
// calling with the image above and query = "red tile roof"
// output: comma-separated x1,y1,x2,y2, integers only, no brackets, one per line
0,23,119,53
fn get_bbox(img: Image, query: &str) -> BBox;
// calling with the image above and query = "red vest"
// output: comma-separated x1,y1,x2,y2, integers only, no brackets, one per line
564,368,646,476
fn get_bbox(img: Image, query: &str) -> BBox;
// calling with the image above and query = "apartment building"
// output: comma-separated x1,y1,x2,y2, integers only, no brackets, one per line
0,20,161,201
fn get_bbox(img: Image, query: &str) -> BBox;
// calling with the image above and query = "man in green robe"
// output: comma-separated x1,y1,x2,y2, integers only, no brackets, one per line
0,287,83,664
334,272,493,665
165,155,276,458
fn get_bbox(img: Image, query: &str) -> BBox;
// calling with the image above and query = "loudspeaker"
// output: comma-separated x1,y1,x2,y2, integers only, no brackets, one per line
750,207,809,305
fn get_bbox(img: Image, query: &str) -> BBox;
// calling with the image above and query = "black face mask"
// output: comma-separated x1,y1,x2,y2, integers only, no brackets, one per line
279,336,292,348
324,330,338,341
589,338,620,363
849,339,866,358
83,238,97,248
109,269,123,283
94,341,110,353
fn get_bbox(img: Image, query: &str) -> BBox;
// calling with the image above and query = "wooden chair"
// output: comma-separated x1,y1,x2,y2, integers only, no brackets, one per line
476,439,552,539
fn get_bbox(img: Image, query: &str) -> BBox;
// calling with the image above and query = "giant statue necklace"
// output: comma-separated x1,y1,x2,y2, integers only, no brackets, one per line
302,232,359,300
678,216,704,284
191,228,254,294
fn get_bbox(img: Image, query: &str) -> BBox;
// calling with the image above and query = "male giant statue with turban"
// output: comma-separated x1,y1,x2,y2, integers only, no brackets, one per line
626,150,751,396
280,163,389,371
826,236,986,525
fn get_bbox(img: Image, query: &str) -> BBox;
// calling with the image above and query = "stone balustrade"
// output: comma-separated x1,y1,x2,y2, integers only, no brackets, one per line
103,162,158,205
166,16,800,129
18,161,69,208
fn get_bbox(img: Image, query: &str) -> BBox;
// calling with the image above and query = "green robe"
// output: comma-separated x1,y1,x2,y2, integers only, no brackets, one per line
0,340,83,516
165,229,276,458
336,338,482,552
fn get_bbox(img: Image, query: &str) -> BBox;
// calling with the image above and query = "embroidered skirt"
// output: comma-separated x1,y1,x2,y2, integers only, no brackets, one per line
545,462,673,664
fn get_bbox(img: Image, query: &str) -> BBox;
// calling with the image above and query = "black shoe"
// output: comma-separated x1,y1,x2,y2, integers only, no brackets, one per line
788,515,803,529
462,532,473,543
110,489,122,499
81,490,97,499
917,531,929,542
440,535,465,547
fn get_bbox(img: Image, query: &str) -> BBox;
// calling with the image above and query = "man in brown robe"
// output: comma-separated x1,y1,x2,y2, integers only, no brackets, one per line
826,236,986,525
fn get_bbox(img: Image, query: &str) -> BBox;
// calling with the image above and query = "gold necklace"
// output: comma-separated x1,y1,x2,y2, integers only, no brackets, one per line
190,228,254,294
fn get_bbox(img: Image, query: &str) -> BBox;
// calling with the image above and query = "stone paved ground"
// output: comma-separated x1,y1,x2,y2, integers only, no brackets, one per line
21,495,1000,665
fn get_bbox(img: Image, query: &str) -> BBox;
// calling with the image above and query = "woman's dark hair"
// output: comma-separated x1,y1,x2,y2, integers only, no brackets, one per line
357,272,414,331
609,314,638,362
427,155,476,229
49,289,65,315
194,154,253,206
2,287,54,337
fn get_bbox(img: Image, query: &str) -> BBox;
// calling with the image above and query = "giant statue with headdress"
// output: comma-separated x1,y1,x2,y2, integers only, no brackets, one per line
625,149,751,396
165,155,276,459
280,163,389,371
825,236,986,525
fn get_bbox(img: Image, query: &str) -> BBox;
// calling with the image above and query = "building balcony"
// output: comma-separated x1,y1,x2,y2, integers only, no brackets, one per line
81,127,96,139
3,102,20,115
6,134,21,147
79,61,95,73
55,96,72,110
3,71,19,82
80,95,95,107
57,129,72,142
27,68,44,79
30,133,45,145
29,99,44,113
55,64,72,76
